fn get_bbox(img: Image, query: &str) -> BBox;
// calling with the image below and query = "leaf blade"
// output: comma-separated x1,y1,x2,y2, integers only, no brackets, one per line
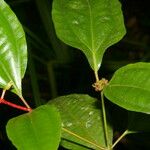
49,94,113,149
104,62,150,114
0,0,27,96
52,0,126,71
6,105,61,150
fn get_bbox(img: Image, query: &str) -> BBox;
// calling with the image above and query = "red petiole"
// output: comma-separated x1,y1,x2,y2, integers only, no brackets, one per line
0,98,32,112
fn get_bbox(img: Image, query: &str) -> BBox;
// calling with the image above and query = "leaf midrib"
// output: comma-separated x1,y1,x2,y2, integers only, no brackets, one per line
107,84,150,93
86,0,94,51
86,0,99,72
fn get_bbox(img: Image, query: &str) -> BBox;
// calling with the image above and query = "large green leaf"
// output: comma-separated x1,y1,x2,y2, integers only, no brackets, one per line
104,62,150,114
49,94,113,150
0,0,27,96
52,0,126,71
6,105,61,150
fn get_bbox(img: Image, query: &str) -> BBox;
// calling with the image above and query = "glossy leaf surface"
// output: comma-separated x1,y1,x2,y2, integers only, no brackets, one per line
52,0,126,71
49,94,113,150
0,0,27,96
6,105,61,150
104,62,150,114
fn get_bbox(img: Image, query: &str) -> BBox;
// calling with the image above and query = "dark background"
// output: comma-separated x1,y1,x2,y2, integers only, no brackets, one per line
0,0,150,149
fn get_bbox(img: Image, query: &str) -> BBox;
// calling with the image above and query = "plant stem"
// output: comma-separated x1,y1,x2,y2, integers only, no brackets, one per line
20,96,31,109
1,81,13,99
0,87,31,111
111,130,129,149
62,127,105,150
101,91,109,149
0,98,32,112
94,70,99,82
1,89,6,99
93,71,110,149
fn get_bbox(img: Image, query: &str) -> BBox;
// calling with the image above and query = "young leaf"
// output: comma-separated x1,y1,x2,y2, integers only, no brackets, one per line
6,105,61,150
49,94,113,150
52,0,126,71
104,62,150,114
0,0,27,96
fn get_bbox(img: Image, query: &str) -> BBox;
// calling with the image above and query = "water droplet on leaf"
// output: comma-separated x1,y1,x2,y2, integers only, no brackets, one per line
72,20,79,25
66,122,73,127
89,111,94,116
85,120,92,128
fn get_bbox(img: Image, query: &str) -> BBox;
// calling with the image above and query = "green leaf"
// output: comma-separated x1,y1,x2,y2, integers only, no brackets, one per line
52,0,126,71
104,62,150,114
6,105,61,150
49,94,113,150
0,0,27,96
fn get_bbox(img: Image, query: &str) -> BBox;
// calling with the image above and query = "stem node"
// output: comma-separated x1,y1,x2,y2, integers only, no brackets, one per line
92,78,108,91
